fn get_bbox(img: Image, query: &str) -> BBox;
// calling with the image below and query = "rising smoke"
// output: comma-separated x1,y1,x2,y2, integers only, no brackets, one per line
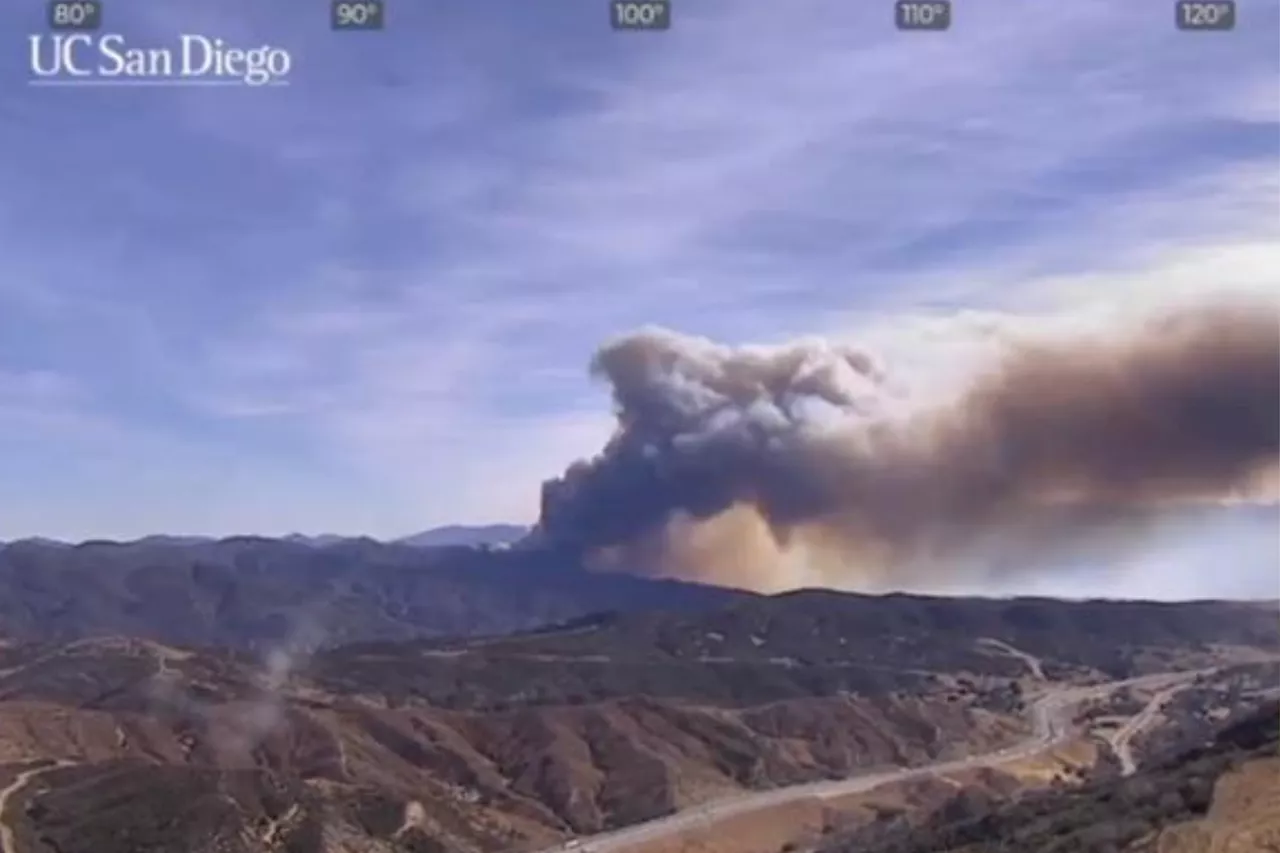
536,300,1280,592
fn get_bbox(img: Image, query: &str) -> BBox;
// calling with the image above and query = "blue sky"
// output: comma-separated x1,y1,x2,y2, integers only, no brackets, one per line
0,0,1277,595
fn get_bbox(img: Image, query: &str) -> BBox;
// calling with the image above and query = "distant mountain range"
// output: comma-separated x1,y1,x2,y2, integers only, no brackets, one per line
0,505,1273,649
0,532,737,648
392,523,528,548
1,524,531,552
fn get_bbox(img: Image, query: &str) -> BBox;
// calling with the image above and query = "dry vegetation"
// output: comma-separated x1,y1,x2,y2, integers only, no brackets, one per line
816,700,1280,853
0,640,1025,852
0,591,1272,853
1153,754,1280,853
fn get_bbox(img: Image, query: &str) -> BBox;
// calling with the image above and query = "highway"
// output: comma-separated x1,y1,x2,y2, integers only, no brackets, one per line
527,667,1218,853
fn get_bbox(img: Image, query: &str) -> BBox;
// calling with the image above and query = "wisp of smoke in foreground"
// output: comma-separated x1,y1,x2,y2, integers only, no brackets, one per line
535,300,1280,591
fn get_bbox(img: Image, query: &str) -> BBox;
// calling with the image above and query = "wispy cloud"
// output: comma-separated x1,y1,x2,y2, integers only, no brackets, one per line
0,369,93,433
0,0,1274,549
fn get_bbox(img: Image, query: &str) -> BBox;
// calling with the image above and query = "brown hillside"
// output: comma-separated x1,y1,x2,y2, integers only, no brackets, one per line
0,591,1272,853
818,700,1280,853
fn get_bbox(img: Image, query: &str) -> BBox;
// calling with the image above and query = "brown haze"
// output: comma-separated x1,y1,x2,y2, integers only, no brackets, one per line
536,299,1280,591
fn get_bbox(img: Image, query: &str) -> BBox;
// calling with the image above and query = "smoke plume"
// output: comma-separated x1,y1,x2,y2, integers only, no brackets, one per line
536,300,1280,592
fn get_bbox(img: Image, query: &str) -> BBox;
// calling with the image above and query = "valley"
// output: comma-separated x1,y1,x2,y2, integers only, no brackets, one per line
0,583,1272,853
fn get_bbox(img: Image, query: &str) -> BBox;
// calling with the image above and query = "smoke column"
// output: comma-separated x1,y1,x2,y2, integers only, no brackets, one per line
536,300,1280,591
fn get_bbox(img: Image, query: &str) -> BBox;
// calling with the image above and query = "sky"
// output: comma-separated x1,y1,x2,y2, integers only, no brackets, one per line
0,0,1277,597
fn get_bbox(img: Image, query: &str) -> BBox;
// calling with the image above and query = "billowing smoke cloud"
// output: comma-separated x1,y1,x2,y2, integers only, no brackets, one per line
536,300,1280,592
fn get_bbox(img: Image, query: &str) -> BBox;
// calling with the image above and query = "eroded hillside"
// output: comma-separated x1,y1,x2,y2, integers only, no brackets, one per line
0,592,1273,853
817,699,1280,853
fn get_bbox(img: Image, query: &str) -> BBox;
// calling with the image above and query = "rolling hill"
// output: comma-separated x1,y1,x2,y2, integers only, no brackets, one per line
0,589,1272,853
0,536,742,649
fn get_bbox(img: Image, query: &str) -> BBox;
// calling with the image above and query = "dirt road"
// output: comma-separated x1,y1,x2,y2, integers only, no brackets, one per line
1108,682,1195,775
527,668,1218,853
976,637,1047,680
0,761,73,853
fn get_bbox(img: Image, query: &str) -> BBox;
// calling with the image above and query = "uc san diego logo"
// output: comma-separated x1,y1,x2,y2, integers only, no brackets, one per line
28,33,293,87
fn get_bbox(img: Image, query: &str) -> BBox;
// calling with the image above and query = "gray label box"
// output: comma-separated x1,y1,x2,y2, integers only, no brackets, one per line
48,0,102,31
896,0,951,31
612,1,671,31
1175,0,1235,30
332,0,385,31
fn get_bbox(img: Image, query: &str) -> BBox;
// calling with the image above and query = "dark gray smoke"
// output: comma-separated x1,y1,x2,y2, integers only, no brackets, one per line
537,300,1280,591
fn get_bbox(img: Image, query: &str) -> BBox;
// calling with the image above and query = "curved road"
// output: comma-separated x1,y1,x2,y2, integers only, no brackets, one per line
528,668,1219,853
0,761,74,853
1108,682,1194,776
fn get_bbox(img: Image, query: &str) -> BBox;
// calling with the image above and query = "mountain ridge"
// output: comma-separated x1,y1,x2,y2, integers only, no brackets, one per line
0,523,531,551
0,535,746,649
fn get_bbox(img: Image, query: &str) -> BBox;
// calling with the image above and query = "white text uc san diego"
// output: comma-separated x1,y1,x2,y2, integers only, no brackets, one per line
29,34,292,86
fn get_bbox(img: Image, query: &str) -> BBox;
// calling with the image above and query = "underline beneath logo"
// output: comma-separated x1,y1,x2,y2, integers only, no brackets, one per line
27,78,290,87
